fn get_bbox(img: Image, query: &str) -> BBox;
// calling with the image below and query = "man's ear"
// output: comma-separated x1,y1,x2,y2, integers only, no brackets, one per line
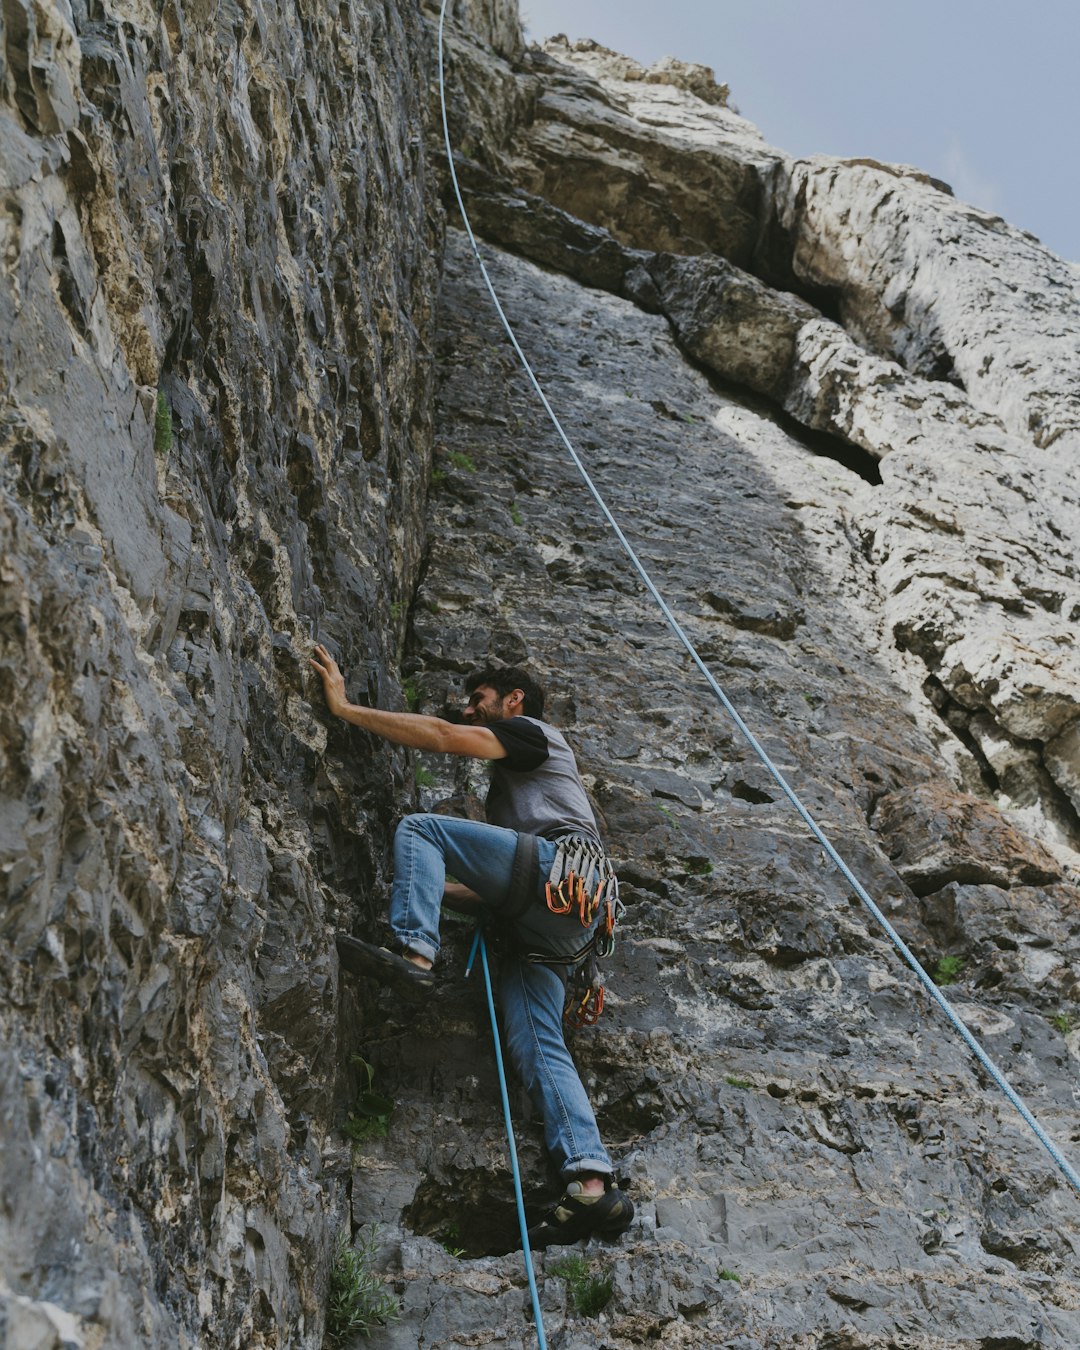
508,688,525,713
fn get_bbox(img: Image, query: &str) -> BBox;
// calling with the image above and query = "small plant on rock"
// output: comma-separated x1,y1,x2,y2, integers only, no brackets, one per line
448,450,477,472
717,1267,740,1282
342,1056,394,1144
1050,1011,1076,1034
548,1253,613,1318
724,1074,753,1091
932,955,965,986
440,1223,467,1258
326,1226,399,1344
415,766,436,788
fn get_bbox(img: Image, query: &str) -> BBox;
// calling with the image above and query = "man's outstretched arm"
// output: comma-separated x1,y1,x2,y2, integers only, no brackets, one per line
309,644,508,760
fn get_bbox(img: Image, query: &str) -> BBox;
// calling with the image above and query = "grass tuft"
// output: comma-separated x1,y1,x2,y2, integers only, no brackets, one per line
548,1253,613,1318
342,1055,393,1144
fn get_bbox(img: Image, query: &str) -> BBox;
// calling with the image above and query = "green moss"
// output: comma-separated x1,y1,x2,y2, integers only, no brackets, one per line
510,502,523,526
415,766,436,788
724,1074,753,1090
448,450,477,472
932,954,965,986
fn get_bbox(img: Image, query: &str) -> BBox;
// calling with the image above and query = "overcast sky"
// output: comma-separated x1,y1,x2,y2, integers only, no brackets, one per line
522,1,1079,262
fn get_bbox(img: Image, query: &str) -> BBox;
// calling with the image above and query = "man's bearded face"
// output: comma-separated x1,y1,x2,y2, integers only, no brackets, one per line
463,685,509,725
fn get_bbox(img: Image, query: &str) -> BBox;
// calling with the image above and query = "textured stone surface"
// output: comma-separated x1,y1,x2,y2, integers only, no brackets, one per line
6,0,1080,1346
1,0,441,1343
347,235,1080,1349
446,22,1080,869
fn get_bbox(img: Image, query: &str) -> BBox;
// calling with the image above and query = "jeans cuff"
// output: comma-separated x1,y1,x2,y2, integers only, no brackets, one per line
394,932,438,963
563,1158,614,1178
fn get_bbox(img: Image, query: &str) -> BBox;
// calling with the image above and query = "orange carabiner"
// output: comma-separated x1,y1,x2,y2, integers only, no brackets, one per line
570,986,604,1027
546,878,573,915
579,876,604,928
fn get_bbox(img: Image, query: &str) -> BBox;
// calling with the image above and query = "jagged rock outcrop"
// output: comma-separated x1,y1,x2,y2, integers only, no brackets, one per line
1,0,440,1343
4,0,1080,1347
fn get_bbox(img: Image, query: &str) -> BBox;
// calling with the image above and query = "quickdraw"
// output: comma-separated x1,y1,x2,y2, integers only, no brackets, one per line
545,835,620,932
544,835,624,1029
566,978,604,1029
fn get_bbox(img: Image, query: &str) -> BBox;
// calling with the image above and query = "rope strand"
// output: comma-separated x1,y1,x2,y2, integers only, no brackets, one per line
466,929,548,1348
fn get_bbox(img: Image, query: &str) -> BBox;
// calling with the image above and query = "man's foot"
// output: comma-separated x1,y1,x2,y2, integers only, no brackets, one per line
527,1179,634,1250
336,934,436,991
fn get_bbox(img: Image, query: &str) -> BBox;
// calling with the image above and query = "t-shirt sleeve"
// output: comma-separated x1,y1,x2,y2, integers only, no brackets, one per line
488,717,549,772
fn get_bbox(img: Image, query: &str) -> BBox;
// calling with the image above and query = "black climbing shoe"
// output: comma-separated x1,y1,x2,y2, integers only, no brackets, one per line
336,934,436,992
528,1179,634,1250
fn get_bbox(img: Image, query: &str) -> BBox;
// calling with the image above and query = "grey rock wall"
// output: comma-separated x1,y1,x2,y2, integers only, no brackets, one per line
340,13,1080,1350
4,0,1080,1347
352,228,1080,1350
1,0,442,1344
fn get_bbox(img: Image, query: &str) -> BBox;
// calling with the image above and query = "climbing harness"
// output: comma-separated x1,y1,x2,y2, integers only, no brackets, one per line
436,0,1080,1200
501,828,624,1026
465,928,548,1350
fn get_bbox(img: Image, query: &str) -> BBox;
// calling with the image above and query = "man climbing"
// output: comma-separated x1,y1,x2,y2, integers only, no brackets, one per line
308,643,634,1249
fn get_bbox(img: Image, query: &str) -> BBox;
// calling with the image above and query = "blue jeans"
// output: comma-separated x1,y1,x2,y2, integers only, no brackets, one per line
389,813,613,1179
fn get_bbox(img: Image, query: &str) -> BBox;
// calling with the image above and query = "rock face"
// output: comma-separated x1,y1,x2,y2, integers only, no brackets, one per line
4,1,1080,1348
1,0,439,1343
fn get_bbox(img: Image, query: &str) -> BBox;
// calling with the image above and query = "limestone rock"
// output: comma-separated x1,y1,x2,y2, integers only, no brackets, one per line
872,784,1062,895
6,0,1080,1345
2,0,441,1341
372,232,1080,1346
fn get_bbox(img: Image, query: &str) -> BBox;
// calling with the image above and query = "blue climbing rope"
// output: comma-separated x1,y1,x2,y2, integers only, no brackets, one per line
436,1,1080,1197
466,928,548,1349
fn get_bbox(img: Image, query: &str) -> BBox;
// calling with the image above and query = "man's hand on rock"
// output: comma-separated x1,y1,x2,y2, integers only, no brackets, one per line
310,643,349,718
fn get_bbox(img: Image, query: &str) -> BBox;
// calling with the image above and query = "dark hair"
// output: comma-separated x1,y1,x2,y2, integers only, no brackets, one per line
465,664,545,719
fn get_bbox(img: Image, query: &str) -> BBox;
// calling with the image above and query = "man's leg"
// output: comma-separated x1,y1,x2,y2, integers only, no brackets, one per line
388,813,521,964
498,957,612,1177
499,956,633,1246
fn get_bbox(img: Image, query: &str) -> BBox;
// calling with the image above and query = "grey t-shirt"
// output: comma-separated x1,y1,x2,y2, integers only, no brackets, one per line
485,717,601,845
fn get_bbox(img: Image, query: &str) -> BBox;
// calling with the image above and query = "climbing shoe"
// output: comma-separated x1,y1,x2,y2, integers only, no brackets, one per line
527,1179,634,1250
335,934,436,992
